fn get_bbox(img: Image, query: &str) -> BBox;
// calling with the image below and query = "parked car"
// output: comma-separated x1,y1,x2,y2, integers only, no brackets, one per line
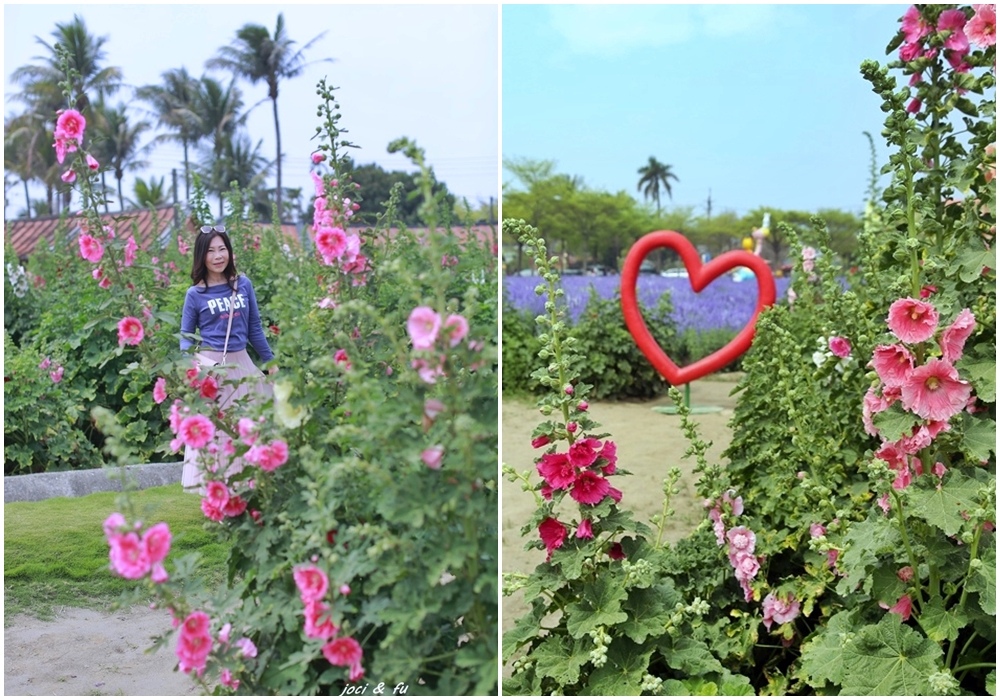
638,261,658,275
660,267,689,278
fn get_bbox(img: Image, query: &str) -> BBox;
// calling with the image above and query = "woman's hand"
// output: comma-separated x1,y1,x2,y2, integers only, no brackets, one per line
268,365,279,376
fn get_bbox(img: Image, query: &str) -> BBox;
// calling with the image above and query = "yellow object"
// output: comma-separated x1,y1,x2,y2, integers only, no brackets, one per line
742,237,754,251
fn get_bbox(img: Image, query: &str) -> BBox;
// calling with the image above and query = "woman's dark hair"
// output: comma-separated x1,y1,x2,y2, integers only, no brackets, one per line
190,228,238,292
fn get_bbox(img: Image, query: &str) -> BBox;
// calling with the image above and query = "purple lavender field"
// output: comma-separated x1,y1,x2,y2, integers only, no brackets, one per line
503,274,793,333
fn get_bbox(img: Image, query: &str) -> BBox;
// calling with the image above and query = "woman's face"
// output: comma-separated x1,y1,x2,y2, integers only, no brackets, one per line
205,235,230,275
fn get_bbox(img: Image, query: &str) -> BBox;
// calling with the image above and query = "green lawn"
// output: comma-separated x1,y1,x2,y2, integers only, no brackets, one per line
4,483,230,623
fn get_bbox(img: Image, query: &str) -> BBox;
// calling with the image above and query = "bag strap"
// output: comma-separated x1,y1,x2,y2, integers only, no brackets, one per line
221,279,238,364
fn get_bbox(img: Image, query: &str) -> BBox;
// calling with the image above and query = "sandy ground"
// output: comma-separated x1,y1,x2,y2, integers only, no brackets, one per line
501,374,743,633
4,606,198,696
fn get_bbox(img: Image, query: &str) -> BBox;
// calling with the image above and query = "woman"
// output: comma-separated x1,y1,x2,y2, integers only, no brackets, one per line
179,224,275,491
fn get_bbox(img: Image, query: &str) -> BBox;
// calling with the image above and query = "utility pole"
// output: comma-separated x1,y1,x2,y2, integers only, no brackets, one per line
172,169,180,231
706,188,713,221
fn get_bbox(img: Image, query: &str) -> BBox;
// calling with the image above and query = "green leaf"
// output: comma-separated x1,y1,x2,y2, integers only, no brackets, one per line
987,670,996,696
961,416,996,463
565,577,629,639
717,670,755,695
531,635,590,686
840,615,942,695
951,245,996,283
920,598,969,642
620,583,678,644
910,471,983,536
872,404,917,442
836,515,900,596
957,354,996,403
967,539,996,616
502,598,547,660
583,637,651,695
659,636,725,676
797,609,859,687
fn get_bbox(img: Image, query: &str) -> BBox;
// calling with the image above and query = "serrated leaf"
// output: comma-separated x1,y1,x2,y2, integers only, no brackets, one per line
967,539,996,616
920,598,969,642
565,577,629,639
987,670,996,695
797,609,859,687
909,471,983,536
531,635,590,686
952,245,996,283
718,670,755,695
583,637,651,695
872,404,917,442
957,354,996,403
502,597,549,660
837,515,900,595
659,636,725,676
620,582,678,644
840,615,942,695
962,417,996,462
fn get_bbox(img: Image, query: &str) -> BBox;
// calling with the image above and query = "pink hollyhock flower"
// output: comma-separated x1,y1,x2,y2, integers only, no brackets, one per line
939,308,976,364
968,3,996,47
726,526,757,558
577,400,589,412
50,366,64,383
575,519,594,539
315,225,348,263
607,486,623,503
897,565,915,582
933,461,948,478
407,306,441,350
709,508,726,545
54,137,68,164
103,512,126,538
237,417,257,445
900,358,973,421
878,492,892,514
177,236,189,255
809,523,826,538
412,357,444,384
537,452,575,490
109,531,151,579
199,375,219,400
55,109,86,142
153,377,167,404
530,435,551,449
220,668,239,690
870,344,916,388
204,481,229,509
568,437,602,468
421,445,444,470
897,423,935,455
98,276,111,289
39,356,52,370
294,564,329,603
117,316,145,346
123,235,138,267
321,636,363,668
881,593,913,621
538,517,567,560
598,440,617,474
907,98,922,114
762,592,801,630
443,314,469,348
78,234,104,263
887,298,939,343
899,41,922,62
862,387,892,436
61,169,76,183
236,637,257,658
901,5,932,44
723,489,745,516
570,470,612,505
178,414,215,449
312,152,326,164
333,348,351,370
250,440,289,471
142,522,171,564
222,494,247,518
732,552,760,582
938,9,970,54
85,153,99,170
566,421,578,434
828,336,851,358
304,600,338,639
339,584,351,595
342,233,361,264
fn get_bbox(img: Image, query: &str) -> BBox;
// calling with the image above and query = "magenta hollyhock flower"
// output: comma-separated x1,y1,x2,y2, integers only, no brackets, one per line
939,308,976,363
538,517,567,560
967,4,996,47
577,400,589,412
200,498,224,522
178,414,215,449
109,531,151,579
887,297,939,343
78,233,104,263
828,336,851,358
899,41,922,61
901,5,932,43
870,344,916,388
530,435,551,449
222,494,247,518
312,152,326,164
907,98,922,114
570,470,612,505
55,109,86,143
255,440,289,471
54,137,68,164
117,316,145,346
50,366,64,383
333,348,351,371
142,522,172,564
86,153,100,170
412,356,444,384
61,169,76,183
321,635,363,668
204,481,229,509
421,444,444,470
937,9,970,53
443,314,469,348
575,519,594,539
568,437,602,468
304,600,338,639
199,374,219,401
762,592,801,631
315,225,348,263
598,440,617,474
607,542,626,560
294,564,330,603
153,377,167,404
900,358,973,421
536,452,576,490
407,306,441,350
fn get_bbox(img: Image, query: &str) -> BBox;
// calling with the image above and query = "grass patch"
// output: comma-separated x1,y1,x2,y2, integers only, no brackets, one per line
4,483,230,624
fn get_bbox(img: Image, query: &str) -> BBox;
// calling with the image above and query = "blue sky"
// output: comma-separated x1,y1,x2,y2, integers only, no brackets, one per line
3,3,498,218
502,4,911,218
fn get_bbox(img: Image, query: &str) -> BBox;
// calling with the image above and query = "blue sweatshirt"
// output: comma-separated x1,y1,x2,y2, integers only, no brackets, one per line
180,274,274,362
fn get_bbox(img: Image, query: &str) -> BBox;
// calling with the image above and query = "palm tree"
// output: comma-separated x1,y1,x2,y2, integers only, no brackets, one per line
215,133,275,220
10,15,122,116
192,77,245,216
92,102,152,210
636,156,679,215
133,176,167,208
4,114,50,218
136,68,203,203
207,13,332,223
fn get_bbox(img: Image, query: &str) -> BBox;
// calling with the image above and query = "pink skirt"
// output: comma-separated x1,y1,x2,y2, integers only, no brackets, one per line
181,349,273,493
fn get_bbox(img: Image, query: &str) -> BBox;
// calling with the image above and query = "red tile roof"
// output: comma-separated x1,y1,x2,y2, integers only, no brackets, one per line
6,205,180,258
344,224,496,249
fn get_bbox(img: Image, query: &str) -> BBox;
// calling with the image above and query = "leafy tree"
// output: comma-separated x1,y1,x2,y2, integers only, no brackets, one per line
502,158,583,271
636,156,679,215
345,160,456,227
132,176,167,208
135,68,203,203
212,133,274,220
90,101,152,211
192,77,245,217
207,12,332,223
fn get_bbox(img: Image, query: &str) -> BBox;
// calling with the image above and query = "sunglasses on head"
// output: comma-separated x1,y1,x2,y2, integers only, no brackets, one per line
200,225,227,234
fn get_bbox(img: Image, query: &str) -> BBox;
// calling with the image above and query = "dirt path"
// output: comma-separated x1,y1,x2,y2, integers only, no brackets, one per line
501,374,743,633
4,606,198,696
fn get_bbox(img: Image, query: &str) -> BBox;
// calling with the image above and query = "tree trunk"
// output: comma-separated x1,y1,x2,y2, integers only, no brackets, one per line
272,96,283,223
183,139,191,203
22,180,31,219
117,175,125,212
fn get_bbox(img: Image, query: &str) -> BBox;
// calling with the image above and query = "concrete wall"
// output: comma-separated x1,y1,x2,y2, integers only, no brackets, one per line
4,463,183,503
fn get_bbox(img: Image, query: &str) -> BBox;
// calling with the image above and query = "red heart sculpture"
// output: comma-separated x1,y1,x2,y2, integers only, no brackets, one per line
620,230,776,385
